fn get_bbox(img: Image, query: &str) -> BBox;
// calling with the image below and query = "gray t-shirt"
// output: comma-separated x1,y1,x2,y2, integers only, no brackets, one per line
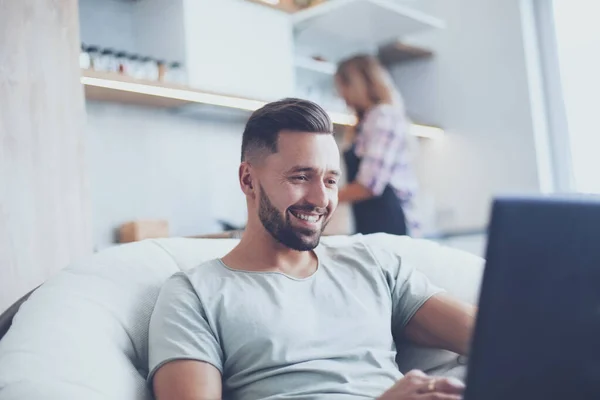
148,238,442,399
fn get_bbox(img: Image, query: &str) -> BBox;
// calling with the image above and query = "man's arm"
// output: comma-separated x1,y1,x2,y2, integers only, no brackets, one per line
153,360,222,400
404,294,477,356
148,273,225,400
338,181,374,203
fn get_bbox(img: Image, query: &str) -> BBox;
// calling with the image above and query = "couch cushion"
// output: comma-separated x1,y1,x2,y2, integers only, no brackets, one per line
0,235,483,399
0,240,177,399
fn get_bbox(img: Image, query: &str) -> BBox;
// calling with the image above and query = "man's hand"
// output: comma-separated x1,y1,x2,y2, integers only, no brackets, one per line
378,370,465,400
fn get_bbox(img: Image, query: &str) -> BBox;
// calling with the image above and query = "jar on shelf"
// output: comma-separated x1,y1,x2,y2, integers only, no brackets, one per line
79,43,91,70
141,57,159,81
165,62,186,84
100,48,118,73
87,46,101,70
128,55,144,79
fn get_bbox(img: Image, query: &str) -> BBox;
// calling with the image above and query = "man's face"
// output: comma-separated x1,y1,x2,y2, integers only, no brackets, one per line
254,131,341,251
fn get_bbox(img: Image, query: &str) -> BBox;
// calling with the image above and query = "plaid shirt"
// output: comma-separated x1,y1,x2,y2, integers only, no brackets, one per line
354,104,421,235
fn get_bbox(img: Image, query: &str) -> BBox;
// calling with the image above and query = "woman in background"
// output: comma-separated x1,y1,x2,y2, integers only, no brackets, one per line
335,55,421,236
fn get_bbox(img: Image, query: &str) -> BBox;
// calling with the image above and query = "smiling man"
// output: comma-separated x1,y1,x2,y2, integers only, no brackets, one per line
148,99,474,400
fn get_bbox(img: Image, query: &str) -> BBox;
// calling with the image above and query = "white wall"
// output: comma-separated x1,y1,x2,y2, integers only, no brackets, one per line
85,103,248,250
392,0,542,232
552,0,600,194
79,0,137,53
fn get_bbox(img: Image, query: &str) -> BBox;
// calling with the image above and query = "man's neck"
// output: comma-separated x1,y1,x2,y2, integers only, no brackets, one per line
221,222,317,278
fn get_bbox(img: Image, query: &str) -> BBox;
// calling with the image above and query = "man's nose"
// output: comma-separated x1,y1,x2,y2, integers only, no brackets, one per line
306,181,328,210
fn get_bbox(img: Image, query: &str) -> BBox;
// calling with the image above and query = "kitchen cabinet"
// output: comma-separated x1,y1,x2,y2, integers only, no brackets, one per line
79,0,294,101
78,0,443,137
293,0,444,62
183,0,295,101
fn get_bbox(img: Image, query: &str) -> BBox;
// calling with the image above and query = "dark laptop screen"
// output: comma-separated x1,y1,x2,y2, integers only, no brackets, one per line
465,197,600,400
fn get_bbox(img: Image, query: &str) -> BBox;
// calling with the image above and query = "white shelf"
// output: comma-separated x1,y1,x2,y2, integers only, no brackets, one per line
293,0,444,61
80,69,355,125
81,70,443,138
295,56,336,75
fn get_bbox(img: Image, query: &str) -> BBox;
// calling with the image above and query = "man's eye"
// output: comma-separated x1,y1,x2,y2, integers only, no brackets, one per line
327,179,338,186
292,176,308,181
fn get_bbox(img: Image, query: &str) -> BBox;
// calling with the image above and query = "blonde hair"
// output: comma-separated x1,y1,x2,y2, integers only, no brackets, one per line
335,54,404,121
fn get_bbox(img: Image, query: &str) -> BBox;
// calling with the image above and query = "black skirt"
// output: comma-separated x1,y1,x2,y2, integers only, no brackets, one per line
343,146,407,236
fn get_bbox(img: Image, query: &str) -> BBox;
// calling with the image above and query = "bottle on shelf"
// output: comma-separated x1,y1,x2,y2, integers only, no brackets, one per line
128,54,144,79
115,51,129,75
79,43,91,70
87,46,101,71
157,60,167,82
141,57,159,81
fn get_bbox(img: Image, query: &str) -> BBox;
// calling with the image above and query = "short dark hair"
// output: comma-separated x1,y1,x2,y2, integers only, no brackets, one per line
241,98,333,162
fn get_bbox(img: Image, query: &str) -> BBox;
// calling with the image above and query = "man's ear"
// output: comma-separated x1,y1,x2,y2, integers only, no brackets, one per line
239,162,256,197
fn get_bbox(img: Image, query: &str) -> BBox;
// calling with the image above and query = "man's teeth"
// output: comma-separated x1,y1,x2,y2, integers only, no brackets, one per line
293,212,319,222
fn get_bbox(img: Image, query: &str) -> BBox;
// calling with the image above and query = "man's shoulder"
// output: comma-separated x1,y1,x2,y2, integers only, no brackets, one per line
185,258,228,278
321,235,369,255
161,259,228,296
320,235,395,267
320,235,401,275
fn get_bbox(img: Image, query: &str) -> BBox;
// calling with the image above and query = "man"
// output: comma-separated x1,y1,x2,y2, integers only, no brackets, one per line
148,99,475,400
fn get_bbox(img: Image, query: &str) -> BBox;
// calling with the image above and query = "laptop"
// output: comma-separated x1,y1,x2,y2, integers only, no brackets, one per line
464,196,600,400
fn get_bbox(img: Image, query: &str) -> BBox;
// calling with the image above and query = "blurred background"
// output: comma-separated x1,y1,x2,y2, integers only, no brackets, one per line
1,0,598,311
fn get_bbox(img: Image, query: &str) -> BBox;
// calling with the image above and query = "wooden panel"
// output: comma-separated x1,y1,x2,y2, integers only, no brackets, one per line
245,0,300,12
84,84,190,108
83,69,192,108
0,0,92,312
119,220,169,243
245,0,326,13
378,41,434,66
81,69,265,109
295,56,336,75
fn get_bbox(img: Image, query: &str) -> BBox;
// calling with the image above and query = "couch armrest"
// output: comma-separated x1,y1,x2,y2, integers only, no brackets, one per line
0,287,37,341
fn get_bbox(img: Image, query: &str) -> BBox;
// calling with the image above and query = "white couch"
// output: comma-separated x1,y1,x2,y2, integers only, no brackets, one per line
0,234,484,399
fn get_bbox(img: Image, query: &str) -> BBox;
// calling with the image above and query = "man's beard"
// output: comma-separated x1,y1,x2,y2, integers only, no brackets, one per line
258,184,329,251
